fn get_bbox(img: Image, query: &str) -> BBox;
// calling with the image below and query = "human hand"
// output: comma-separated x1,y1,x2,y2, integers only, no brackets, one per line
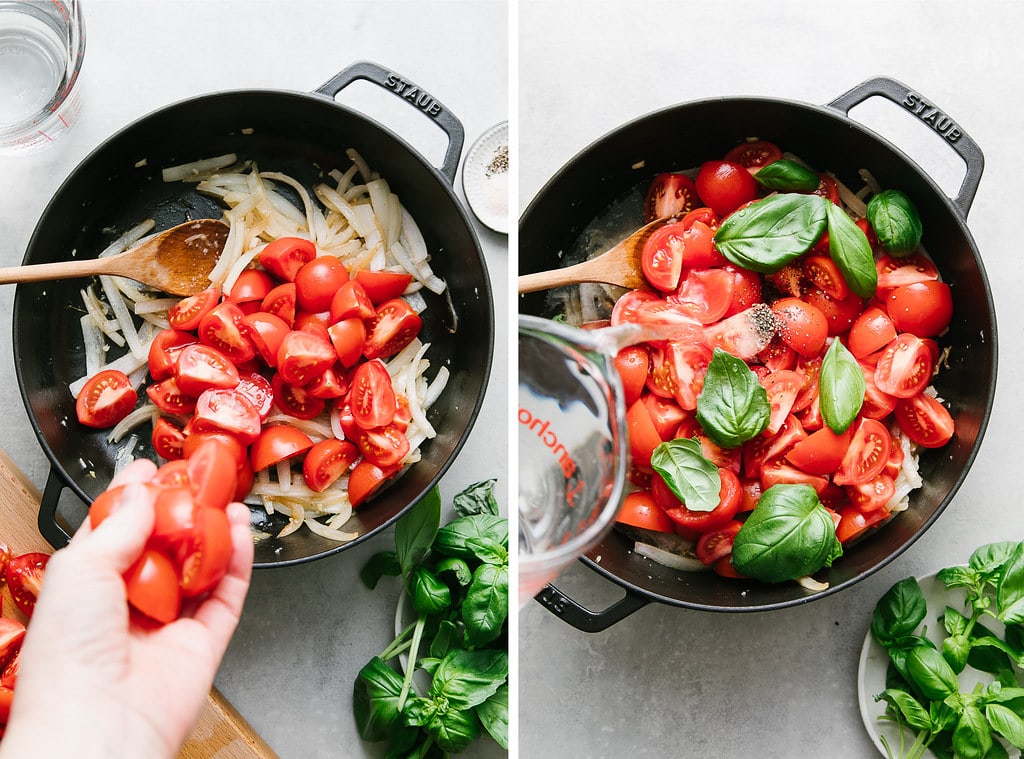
0,460,254,759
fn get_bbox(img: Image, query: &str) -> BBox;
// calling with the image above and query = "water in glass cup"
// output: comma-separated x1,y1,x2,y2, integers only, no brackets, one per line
0,0,84,153
518,316,629,605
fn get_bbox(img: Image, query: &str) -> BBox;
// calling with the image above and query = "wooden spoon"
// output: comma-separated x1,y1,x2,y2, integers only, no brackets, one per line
0,219,230,297
517,217,670,293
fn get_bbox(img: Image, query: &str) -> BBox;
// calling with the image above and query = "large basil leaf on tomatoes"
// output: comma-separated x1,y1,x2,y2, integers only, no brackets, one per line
650,437,720,513
696,348,770,448
820,338,865,434
731,483,842,583
825,202,877,298
753,160,821,192
867,189,923,256
713,193,827,273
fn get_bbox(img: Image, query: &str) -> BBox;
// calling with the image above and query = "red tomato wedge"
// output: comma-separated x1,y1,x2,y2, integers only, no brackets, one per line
198,301,255,364
643,172,699,222
186,438,239,510
348,460,399,507
354,270,413,305
177,506,233,598
258,237,316,282
125,549,181,624
895,393,955,449
874,333,934,399
350,360,397,430
76,369,137,429
834,418,891,486
250,425,314,471
174,344,240,396
276,329,337,386
330,280,376,321
786,426,853,475
148,329,198,381
242,311,290,367
168,286,219,331
724,140,783,171
303,439,359,492
193,388,261,445
616,490,675,533
6,552,49,618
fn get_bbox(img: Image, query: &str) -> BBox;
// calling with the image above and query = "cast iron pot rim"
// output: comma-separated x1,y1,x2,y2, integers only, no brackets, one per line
521,90,997,613
15,83,494,567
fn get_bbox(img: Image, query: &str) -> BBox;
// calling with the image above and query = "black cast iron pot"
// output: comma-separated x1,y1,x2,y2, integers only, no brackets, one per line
519,77,996,629
15,61,493,568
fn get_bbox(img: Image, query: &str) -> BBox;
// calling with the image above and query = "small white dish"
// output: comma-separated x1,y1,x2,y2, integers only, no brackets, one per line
462,121,509,234
857,570,999,758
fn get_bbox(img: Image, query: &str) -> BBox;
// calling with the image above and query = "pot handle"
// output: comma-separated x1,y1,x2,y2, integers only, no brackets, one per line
315,61,465,184
38,469,73,550
534,581,649,633
827,76,983,216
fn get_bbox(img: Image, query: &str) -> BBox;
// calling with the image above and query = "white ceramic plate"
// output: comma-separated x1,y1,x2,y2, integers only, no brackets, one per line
857,570,1000,758
461,121,509,234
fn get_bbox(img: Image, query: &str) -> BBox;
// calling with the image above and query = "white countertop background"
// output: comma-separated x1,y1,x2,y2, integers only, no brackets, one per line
519,1,1023,757
0,1,508,757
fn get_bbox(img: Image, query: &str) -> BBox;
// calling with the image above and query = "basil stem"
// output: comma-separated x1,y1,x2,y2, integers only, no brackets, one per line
824,202,877,298
696,348,770,448
866,189,923,256
754,159,821,192
650,437,720,513
819,338,865,434
713,193,828,273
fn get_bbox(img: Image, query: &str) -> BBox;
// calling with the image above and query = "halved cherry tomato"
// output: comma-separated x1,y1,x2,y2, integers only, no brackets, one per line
874,333,933,399
235,373,274,420
660,342,712,410
271,374,325,420
250,425,314,471
616,490,675,533
364,299,422,360
759,459,829,494
303,439,359,492
174,344,240,396
177,506,233,598
835,505,888,544
354,270,414,305
152,417,185,460
669,268,734,324
895,393,955,449
786,425,852,475
330,280,376,322
227,269,274,304
644,172,699,222
696,520,743,565
148,329,198,381
198,301,255,364
351,360,397,430
294,255,349,313
640,223,685,292
695,160,758,217
276,329,337,386
802,288,864,337
724,140,783,171
834,418,891,486
665,468,742,533
328,317,367,368
168,286,220,331
242,311,290,367
193,388,261,445
6,552,49,617
261,282,297,327
847,475,895,513
307,367,348,400
803,255,849,300
885,280,953,337
258,237,316,282
614,346,649,407
813,174,840,204
876,253,939,290
641,393,687,440
150,487,197,549
771,298,828,356
358,424,410,468
181,431,245,466
762,370,803,435
610,290,659,326
848,307,897,359
125,548,181,624
723,264,762,318
186,438,239,511
348,460,399,507
76,369,137,429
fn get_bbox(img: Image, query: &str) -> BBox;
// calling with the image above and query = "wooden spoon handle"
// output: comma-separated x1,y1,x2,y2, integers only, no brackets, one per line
0,256,120,286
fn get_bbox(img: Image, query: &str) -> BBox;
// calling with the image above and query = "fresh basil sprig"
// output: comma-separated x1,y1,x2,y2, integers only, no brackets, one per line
713,193,828,273
867,189,923,256
825,202,877,297
730,484,842,583
753,159,821,192
650,437,721,513
819,338,865,433
696,348,770,448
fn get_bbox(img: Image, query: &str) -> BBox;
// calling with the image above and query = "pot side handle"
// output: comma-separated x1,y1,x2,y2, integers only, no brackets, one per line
827,76,983,217
315,61,465,184
534,582,649,633
38,469,73,550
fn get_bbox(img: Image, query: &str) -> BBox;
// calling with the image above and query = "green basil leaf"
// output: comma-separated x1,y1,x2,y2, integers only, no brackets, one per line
876,688,933,731
408,567,451,615
454,479,499,516
907,645,960,700
713,193,828,273
753,159,821,192
871,576,928,646
403,695,437,728
943,633,971,674
986,704,1024,749
867,189,923,256
970,542,1021,576
997,543,1024,624
650,437,721,513
695,348,770,449
463,563,509,648
465,537,509,566
429,620,459,660
476,683,510,750
427,706,481,754
730,483,842,583
938,565,979,590
819,338,865,433
359,551,401,590
396,487,441,575
953,705,992,759
435,515,508,561
430,649,508,710
825,202,877,298
352,657,407,742
435,557,473,588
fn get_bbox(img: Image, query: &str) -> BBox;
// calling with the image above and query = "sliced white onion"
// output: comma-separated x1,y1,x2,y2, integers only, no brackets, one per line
162,153,238,182
304,517,358,542
796,575,830,592
633,541,707,572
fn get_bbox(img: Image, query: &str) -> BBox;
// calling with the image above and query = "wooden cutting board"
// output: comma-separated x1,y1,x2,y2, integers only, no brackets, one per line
0,449,278,759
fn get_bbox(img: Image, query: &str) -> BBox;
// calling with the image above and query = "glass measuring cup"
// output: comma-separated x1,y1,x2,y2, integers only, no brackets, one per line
518,315,634,606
